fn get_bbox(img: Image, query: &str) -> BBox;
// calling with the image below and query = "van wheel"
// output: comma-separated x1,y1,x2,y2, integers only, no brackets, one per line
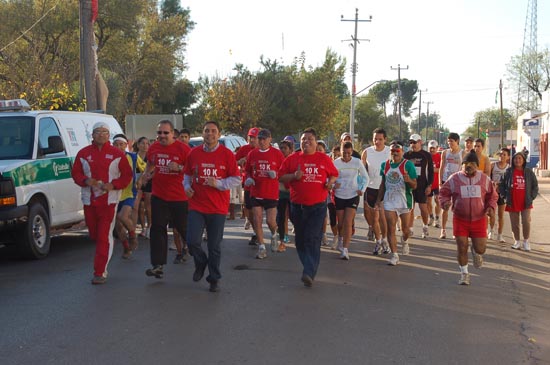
18,203,50,259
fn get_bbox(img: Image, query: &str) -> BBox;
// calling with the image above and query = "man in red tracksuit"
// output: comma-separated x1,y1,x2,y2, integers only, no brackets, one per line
72,122,132,285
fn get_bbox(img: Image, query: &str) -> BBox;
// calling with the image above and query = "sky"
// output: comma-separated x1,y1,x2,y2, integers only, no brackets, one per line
182,0,550,135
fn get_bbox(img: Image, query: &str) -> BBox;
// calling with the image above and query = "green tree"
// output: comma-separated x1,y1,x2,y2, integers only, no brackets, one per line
464,107,516,139
354,93,385,146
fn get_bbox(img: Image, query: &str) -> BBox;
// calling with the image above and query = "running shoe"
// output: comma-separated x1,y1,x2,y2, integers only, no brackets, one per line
387,253,399,266
270,234,278,252
434,219,441,228
340,247,350,260
428,217,434,226
284,235,290,243
497,234,505,243
244,218,251,230
382,239,391,254
322,233,329,246
471,249,483,268
367,227,375,241
206,277,219,292
511,241,521,250
401,236,410,255
277,243,287,252
256,245,267,259
248,235,258,246
458,273,470,285
145,265,164,279
373,241,382,256
522,240,531,251
337,237,344,253
422,225,429,239
301,274,313,287
488,230,494,240
439,229,447,239
91,276,107,285
173,254,186,264
122,248,132,260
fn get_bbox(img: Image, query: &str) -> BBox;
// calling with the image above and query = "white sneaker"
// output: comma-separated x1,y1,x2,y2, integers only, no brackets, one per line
488,230,494,240
373,241,382,255
244,219,251,230
401,236,410,255
497,234,505,243
270,234,278,252
256,245,267,259
422,225,429,239
337,237,344,253
340,247,350,260
439,229,447,239
322,233,328,246
523,240,531,251
428,217,434,226
511,241,521,250
382,239,391,254
471,249,483,268
458,273,471,285
388,253,399,266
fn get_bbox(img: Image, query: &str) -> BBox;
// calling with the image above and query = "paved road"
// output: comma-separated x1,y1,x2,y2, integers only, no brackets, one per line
1,180,549,364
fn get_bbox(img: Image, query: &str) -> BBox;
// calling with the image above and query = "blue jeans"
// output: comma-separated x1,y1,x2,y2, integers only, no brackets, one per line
186,210,226,282
290,202,327,279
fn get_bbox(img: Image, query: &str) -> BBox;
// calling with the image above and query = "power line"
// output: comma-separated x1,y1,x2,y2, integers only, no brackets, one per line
0,1,60,53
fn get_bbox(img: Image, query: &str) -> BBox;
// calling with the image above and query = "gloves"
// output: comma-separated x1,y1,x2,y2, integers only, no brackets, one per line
267,170,277,179
244,177,255,187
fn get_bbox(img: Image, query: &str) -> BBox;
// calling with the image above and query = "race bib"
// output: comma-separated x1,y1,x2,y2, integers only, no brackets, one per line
415,166,421,176
460,185,481,198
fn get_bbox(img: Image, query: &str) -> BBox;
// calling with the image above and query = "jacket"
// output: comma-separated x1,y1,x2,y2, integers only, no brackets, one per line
439,170,497,221
499,167,538,209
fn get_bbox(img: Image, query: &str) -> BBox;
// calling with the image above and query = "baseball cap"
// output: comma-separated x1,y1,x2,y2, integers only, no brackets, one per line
283,135,296,143
409,134,422,142
428,140,438,148
247,127,260,137
465,136,474,142
340,132,351,141
92,121,110,131
257,129,271,139
463,150,479,165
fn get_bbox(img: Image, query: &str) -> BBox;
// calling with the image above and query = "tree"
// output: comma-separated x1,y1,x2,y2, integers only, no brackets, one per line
354,93,385,146
464,107,515,139
507,48,550,113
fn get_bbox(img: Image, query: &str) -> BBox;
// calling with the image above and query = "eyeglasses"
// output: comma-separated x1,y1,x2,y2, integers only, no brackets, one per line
157,131,170,135
93,130,109,135
409,141,417,144
390,148,402,152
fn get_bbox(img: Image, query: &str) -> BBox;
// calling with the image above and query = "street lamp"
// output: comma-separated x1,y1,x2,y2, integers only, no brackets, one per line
349,79,386,140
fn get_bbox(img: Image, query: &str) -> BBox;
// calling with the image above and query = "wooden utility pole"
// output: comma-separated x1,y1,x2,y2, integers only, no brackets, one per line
81,0,97,111
499,79,504,148
391,64,409,141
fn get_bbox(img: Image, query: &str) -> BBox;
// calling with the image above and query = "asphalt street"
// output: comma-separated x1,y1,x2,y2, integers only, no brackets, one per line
1,179,549,365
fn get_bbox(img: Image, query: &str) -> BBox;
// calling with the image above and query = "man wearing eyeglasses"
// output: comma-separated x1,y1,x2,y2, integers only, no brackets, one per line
72,122,132,285
138,120,191,280
375,141,417,266
403,134,434,239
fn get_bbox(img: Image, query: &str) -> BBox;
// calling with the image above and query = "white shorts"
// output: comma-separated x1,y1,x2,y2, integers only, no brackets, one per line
384,207,411,216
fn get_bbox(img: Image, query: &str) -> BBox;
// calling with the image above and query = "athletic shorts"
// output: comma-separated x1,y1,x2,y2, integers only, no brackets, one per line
244,190,253,210
412,185,428,204
384,207,410,216
452,216,488,238
428,188,439,197
335,196,360,210
364,188,381,208
117,197,135,212
141,180,152,193
250,197,278,210
497,195,505,206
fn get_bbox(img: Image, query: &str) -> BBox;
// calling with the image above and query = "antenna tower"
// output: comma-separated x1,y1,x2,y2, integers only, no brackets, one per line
517,0,538,113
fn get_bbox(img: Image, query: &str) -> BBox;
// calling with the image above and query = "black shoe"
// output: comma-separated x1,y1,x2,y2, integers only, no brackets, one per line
193,263,207,282
173,254,186,264
301,274,313,288
206,277,219,292
248,235,258,246
145,265,163,279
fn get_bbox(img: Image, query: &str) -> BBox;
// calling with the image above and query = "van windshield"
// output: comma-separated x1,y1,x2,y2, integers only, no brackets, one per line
0,116,35,160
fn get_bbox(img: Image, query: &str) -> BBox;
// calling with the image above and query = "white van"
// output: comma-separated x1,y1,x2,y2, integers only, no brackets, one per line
0,99,124,258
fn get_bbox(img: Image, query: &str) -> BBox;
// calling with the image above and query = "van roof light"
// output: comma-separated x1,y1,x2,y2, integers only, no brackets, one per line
0,99,31,112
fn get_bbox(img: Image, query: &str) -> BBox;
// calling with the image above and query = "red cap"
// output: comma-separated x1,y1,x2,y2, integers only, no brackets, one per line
248,127,260,137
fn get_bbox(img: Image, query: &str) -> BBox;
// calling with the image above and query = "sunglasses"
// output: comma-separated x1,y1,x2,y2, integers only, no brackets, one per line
409,141,417,144
157,131,170,135
390,148,402,152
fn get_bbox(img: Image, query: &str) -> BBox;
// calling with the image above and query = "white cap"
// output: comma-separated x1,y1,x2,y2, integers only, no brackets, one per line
428,140,438,148
340,132,351,140
92,121,110,131
409,134,422,142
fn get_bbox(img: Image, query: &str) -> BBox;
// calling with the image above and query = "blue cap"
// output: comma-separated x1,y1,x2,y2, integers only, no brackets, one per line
283,135,296,143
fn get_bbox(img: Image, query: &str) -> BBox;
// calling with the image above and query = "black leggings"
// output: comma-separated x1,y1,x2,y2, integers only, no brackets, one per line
276,197,290,238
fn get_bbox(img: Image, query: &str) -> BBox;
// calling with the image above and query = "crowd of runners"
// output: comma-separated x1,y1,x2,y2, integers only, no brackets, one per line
72,121,539,290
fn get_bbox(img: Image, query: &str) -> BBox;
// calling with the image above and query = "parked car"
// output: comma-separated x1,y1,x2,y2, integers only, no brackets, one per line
189,134,247,153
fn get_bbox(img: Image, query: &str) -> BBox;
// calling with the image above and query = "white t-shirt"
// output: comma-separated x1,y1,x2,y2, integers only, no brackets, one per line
334,157,369,199
365,145,390,189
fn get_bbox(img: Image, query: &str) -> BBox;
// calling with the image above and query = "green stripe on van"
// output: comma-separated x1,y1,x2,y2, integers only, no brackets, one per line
3,157,74,187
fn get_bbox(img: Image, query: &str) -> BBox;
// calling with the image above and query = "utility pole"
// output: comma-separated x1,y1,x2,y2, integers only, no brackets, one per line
342,9,372,141
81,0,97,111
499,79,504,148
390,64,409,141
417,88,427,133
423,100,433,143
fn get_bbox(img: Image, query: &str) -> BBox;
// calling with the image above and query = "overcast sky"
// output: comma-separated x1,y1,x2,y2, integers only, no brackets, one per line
182,0,550,135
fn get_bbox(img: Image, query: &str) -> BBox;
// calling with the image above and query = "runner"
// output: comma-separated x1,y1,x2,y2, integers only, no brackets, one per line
275,139,294,252
340,132,361,158
488,147,510,242
375,140,417,266
184,121,241,292
474,138,491,176
439,150,498,285
404,134,433,239
244,129,285,258
333,141,368,260
427,140,441,228
439,132,462,239
361,128,391,255
279,128,338,287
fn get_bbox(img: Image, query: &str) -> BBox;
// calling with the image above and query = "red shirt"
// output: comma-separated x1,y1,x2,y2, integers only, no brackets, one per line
279,151,339,205
506,169,531,212
431,152,441,190
236,144,256,190
245,147,285,200
147,140,191,201
184,145,240,214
